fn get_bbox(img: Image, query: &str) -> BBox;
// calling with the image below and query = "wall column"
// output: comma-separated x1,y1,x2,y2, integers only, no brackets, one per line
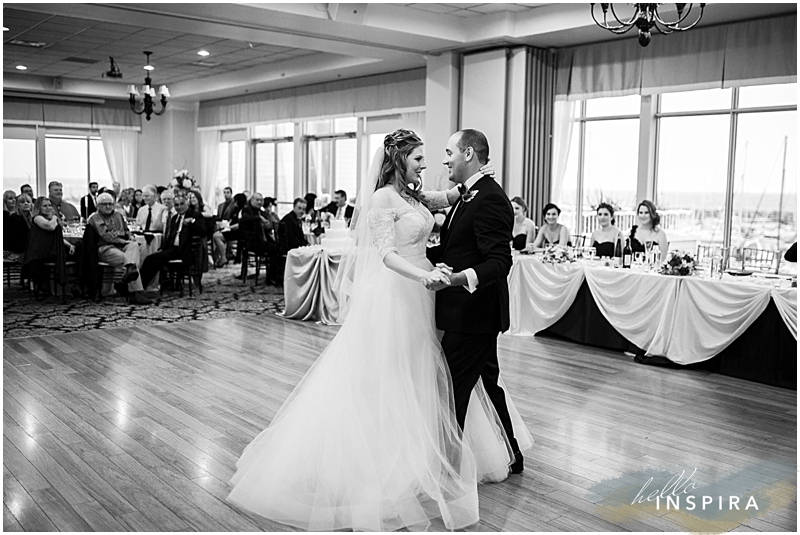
425,52,460,191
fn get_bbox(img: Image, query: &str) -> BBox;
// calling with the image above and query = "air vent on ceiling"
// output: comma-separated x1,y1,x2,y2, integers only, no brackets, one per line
8,38,47,48
194,61,219,67
64,57,100,64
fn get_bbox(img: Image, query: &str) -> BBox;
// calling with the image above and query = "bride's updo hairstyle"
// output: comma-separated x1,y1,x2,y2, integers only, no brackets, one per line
376,128,424,202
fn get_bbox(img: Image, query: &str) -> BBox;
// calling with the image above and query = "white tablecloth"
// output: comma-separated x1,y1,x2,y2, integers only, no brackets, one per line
507,256,797,364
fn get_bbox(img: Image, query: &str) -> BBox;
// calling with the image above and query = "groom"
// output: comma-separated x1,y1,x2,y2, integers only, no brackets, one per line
426,129,523,474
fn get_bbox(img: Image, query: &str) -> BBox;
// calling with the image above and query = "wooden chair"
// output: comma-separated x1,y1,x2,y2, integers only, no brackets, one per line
40,260,78,303
3,258,24,288
570,234,586,248
96,261,124,301
161,237,204,297
239,227,272,286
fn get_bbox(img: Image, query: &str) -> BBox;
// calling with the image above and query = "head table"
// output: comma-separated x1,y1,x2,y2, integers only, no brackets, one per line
281,247,796,387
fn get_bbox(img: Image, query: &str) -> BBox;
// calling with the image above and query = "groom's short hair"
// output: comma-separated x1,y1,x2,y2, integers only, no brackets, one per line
456,129,489,165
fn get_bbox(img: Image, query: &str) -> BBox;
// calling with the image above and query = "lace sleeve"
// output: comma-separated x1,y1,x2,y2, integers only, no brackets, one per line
419,190,451,211
368,207,398,260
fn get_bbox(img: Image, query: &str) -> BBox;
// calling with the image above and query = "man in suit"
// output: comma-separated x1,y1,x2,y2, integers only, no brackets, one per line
279,197,309,253
216,187,236,222
139,193,204,290
324,189,354,225
135,185,166,232
80,182,99,220
426,128,523,474
238,193,280,284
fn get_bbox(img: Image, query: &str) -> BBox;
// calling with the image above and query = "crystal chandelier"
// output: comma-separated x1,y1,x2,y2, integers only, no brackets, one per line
127,51,170,120
590,3,706,47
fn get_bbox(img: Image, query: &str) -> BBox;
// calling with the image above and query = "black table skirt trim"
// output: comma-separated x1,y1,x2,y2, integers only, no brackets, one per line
541,280,796,390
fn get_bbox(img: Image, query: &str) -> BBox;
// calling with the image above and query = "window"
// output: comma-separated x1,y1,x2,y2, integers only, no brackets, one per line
45,135,112,207
3,138,37,195
216,140,246,206
305,118,357,204
254,122,294,206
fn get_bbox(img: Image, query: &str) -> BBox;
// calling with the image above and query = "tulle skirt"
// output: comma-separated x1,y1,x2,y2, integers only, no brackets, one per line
227,254,532,531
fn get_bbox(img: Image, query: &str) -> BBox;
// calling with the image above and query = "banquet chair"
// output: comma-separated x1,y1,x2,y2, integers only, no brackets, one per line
3,258,24,288
239,226,270,285
741,247,777,273
161,236,204,297
571,234,586,248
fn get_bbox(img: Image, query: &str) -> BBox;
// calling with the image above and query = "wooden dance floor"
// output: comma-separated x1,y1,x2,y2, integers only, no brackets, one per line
3,314,796,532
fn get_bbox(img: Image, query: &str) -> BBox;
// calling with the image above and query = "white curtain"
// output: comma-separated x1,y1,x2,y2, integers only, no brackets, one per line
99,128,138,190
550,100,578,207
199,130,221,209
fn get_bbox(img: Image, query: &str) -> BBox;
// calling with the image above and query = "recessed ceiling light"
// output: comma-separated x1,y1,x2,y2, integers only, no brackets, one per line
197,50,210,56
15,65,27,70
3,27,9,32
144,64,154,71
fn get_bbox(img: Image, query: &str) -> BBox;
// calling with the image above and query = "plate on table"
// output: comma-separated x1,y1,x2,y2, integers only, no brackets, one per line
725,269,753,276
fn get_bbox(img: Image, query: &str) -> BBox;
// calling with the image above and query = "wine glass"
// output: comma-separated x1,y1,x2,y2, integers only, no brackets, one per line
587,247,596,263
635,252,645,269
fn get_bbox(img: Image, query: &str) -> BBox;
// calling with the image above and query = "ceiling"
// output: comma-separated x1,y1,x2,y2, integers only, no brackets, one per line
3,3,796,103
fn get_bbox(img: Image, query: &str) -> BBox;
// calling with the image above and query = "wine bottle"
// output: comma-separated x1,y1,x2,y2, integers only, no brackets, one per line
623,238,632,269
613,237,623,267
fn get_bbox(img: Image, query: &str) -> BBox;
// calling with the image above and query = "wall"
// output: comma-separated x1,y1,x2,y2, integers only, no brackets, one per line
137,104,198,188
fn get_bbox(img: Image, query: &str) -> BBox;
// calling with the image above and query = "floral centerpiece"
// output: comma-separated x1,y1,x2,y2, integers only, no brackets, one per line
659,250,697,276
541,244,577,264
171,168,198,191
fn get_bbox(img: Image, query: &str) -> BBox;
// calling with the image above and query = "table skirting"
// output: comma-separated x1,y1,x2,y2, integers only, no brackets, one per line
282,246,342,324
507,257,796,365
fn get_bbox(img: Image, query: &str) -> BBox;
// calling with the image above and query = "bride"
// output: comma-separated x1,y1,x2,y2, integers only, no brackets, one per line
227,129,532,531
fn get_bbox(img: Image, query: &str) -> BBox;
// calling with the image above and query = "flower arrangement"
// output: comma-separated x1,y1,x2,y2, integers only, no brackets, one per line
659,250,697,276
541,244,577,264
171,168,198,191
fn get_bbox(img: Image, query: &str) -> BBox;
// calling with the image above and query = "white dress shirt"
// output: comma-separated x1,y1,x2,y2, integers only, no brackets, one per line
136,202,167,232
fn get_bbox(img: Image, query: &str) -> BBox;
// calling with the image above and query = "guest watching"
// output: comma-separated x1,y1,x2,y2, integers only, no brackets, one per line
211,192,247,268
280,197,310,252
532,203,570,249
20,184,34,198
216,187,236,222
510,196,536,251
88,193,151,305
4,190,16,218
325,189,354,225
303,192,318,222
4,193,31,262
48,181,80,222
240,193,280,284
132,189,145,215
188,190,215,219
80,182,100,220
590,203,625,258
139,193,204,290
135,185,166,232
23,197,76,294
117,188,136,219
629,200,668,259
160,189,176,233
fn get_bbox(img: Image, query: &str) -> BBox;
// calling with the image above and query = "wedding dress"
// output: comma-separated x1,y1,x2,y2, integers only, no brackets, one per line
227,188,532,532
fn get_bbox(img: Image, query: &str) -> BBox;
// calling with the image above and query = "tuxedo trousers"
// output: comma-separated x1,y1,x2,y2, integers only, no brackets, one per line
140,248,181,289
441,331,520,454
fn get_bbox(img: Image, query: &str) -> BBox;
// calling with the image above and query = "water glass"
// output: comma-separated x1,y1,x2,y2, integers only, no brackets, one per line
586,247,596,262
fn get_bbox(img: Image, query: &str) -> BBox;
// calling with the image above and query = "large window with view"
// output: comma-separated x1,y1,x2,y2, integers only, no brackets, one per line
3,137,37,195
45,134,112,208
305,118,358,207
254,122,295,211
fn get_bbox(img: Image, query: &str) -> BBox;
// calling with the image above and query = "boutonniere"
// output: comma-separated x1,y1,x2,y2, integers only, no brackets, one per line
457,184,478,203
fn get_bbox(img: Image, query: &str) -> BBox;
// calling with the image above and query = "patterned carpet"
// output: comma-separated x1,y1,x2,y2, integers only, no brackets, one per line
2,263,285,339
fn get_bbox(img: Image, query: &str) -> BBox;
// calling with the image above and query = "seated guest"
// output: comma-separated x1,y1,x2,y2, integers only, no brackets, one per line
303,192,318,223
156,185,167,200
590,203,625,258
280,197,309,253
187,190,212,272
112,181,121,199
80,181,99,220
48,181,80,222
630,200,668,259
117,188,136,219
239,193,280,283
533,203,570,250
160,189,176,232
324,189,354,225
88,193,151,305
135,185,166,232
4,193,32,262
139,193,204,290
20,184,34,198
4,190,17,217
216,187,236,222
510,196,536,251
22,197,75,294
132,189,145,216
212,193,247,268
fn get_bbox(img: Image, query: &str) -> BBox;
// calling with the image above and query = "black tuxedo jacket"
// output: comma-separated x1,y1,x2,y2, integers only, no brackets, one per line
426,175,513,334
279,212,308,252
162,213,203,263
324,202,354,220
80,194,97,219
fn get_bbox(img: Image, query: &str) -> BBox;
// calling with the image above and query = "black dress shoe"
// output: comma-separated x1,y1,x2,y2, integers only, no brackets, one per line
121,265,139,284
114,282,130,297
510,451,524,474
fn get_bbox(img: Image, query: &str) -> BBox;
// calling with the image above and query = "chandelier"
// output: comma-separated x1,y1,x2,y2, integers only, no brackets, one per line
590,3,706,47
127,51,169,120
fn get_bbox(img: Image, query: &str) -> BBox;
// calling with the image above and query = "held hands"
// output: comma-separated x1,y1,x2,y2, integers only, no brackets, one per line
423,263,454,291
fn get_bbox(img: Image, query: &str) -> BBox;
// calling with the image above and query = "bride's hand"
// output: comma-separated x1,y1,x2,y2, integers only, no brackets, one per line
435,263,453,277
422,268,450,289
479,160,495,177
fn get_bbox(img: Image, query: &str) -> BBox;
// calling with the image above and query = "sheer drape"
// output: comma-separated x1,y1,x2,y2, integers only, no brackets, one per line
550,99,578,208
99,128,138,190
199,130,221,208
